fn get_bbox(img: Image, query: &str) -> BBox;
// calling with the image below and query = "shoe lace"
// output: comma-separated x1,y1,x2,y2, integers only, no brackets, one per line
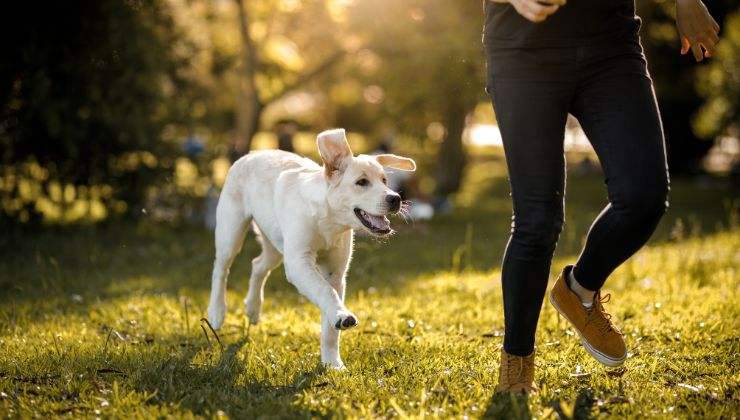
522,354,535,379
586,292,622,335
505,354,523,381
504,353,535,383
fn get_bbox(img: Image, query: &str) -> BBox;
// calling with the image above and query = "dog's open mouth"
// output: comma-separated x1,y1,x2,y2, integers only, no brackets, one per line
354,208,392,235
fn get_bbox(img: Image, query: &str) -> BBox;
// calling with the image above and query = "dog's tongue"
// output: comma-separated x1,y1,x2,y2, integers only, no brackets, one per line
367,214,389,229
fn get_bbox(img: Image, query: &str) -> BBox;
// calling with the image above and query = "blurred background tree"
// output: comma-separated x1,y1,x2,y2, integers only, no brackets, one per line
0,0,737,226
0,0,203,223
694,10,740,143
348,0,484,200
230,0,349,158
637,0,737,173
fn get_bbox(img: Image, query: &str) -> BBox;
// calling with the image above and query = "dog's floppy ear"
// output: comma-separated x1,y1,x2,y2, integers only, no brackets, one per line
375,154,417,172
317,128,353,178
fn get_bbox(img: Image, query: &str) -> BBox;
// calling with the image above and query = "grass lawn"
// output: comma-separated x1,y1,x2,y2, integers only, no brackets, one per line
1,158,738,418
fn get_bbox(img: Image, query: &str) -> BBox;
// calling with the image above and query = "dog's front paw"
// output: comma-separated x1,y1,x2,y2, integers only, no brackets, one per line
207,303,226,330
333,309,358,330
322,358,346,370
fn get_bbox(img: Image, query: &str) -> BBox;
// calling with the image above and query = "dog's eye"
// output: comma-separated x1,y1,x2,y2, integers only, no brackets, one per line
355,178,369,187
382,177,387,185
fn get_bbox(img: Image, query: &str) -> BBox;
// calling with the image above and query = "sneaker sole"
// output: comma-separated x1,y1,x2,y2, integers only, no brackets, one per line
548,291,626,368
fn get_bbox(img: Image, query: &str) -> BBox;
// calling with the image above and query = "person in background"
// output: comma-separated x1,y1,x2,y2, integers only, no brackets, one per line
483,0,720,393
371,131,435,221
275,120,297,153
229,134,250,164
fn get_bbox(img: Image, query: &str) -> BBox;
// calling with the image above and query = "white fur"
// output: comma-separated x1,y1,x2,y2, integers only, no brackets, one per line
207,128,415,369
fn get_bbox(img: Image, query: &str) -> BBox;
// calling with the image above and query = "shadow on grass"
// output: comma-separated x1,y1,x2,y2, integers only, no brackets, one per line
4,331,330,418
129,334,329,418
549,387,596,420
483,392,531,419
482,386,596,419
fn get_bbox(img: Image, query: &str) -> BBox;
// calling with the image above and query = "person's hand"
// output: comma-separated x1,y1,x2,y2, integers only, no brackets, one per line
491,0,566,23
676,0,720,62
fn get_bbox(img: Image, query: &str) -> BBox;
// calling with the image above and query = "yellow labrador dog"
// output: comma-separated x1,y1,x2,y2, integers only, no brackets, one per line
207,129,415,368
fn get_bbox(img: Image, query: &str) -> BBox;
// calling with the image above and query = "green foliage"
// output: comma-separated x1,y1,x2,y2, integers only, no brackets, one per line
346,0,486,196
0,1,201,223
243,0,346,103
1,0,737,225
1,167,737,418
637,0,738,172
347,0,485,136
694,11,740,139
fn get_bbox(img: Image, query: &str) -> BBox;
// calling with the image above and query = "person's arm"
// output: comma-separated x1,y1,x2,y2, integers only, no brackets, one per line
676,0,720,62
490,0,566,23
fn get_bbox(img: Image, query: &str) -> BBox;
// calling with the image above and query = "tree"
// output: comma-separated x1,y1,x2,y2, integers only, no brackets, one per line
348,0,485,199
693,11,740,143
0,0,198,223
637,0,736,173
231,0,349,159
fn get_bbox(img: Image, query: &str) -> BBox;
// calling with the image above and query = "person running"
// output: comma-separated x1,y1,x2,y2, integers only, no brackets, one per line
483,0,720,393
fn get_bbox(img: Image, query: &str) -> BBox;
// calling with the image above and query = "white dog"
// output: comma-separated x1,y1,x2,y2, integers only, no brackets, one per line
207,128,416,368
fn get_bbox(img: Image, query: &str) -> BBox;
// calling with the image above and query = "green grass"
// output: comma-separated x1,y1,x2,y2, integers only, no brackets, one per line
1,158,739,418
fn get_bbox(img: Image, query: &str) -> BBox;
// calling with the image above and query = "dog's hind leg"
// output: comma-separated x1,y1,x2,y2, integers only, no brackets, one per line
207,194,250,330
244,227,282,325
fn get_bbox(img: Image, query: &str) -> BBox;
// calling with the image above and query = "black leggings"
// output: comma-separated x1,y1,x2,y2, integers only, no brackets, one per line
485,39,669,356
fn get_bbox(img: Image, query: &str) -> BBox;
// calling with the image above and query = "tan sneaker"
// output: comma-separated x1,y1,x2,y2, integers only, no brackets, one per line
495,348,537,394
549,266,627,367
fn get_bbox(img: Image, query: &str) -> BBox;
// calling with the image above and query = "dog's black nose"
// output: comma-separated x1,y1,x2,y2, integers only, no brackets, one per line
386,194,401,212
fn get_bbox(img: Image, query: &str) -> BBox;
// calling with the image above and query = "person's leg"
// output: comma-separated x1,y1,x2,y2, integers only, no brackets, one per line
548,47,668,367
488,78,573,357
570,47,669,292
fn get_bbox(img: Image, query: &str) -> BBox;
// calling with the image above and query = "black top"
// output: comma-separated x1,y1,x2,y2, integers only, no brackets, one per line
483,0,641,48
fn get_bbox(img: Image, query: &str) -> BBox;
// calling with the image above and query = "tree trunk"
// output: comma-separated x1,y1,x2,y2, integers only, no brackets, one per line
434,108,468,198
233,0,261,161
234,81,262,161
